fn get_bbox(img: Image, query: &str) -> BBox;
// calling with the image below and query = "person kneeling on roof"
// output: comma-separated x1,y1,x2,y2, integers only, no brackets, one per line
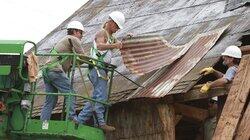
40,21,85,122
200,45,242,94
75,11,125,132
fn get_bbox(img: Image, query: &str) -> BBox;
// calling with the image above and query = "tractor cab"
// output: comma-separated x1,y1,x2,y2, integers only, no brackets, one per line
0,40,116,140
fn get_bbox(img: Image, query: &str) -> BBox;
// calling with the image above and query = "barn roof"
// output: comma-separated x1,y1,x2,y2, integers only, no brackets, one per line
34,0,249,109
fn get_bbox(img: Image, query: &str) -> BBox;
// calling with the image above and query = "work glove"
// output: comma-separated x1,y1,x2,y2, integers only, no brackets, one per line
200,82,211,94
199,67,215,75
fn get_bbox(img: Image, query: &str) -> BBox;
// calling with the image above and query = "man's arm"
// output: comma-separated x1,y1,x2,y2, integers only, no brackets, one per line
200,67,237,94
70,37,85,55
213,70,224,79
68,37,87,62
95,31,122,51
209,77,228,88
200,67,223,78
200,78,228,94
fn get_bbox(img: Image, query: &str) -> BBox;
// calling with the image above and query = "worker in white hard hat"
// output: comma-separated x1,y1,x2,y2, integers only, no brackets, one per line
200,45,242,94
41,21,85,122
75,11,125,132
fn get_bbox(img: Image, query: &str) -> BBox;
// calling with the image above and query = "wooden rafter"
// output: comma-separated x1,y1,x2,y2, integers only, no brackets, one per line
240,45,250,55
174,103,209,122
170,85,229,103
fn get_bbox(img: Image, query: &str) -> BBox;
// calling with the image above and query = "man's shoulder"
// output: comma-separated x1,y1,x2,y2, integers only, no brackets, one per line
228,65,238,72
96,30,107,38
57,35,81,46
225,65,238,77
55,35,79,51
64,35,80,42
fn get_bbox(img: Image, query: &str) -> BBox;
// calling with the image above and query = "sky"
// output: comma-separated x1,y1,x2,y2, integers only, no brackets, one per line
0,0,88,52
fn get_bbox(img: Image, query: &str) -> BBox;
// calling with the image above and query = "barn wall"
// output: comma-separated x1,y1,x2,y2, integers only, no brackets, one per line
106,99,174,140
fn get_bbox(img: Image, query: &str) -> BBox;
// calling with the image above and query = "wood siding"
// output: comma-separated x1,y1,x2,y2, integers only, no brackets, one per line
106,100,175,140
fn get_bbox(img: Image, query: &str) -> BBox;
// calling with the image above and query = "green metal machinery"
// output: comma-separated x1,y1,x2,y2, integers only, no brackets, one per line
0,40,116,140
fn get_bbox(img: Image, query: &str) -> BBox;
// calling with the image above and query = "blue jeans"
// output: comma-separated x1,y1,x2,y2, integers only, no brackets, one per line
77,68,108,126
40,69,76,121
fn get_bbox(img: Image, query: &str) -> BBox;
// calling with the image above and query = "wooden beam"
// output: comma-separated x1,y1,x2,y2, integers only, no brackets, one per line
213,54,250,140
175,115,182,126
157,103,175,140
234,103,250,140
174,103,209,122
172,85,229,103
240,45,250,55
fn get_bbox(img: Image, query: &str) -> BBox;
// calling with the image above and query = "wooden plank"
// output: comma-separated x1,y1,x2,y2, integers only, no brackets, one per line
157,103,175,140
172,85,229,103
175,115,182,126
213,54,250,140
240,45,250,55
174,103,209,122
107,101,170,140
234,102,250,140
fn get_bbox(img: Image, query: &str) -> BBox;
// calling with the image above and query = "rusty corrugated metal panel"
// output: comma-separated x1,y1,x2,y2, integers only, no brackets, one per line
168,56,220,94
125,25,229,99
121,36,190,75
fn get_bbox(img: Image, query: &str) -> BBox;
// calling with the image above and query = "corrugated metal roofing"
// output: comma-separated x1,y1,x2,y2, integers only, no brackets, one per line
121,36,191,75
225,0,250,11
168,56,220,94
125,25,228,99
33,0,249,108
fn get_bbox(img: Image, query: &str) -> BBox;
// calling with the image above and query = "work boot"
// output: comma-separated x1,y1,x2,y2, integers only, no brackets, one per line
100,124,115,132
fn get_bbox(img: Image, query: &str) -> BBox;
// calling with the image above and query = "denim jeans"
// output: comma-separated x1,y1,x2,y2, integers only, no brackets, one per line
77,68,108,126
40,69,76,121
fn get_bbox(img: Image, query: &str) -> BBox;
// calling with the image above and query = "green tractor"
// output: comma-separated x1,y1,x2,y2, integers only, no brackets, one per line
0,40,116,140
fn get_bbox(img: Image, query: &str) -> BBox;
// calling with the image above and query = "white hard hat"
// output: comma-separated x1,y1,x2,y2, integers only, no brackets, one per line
67,21,84,31
221,45,242,58
109,11,125,29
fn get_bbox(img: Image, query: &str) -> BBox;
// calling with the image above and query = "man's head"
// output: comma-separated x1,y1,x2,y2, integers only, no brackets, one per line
104,11,125,33
67,21,85,40
221,45,242,66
